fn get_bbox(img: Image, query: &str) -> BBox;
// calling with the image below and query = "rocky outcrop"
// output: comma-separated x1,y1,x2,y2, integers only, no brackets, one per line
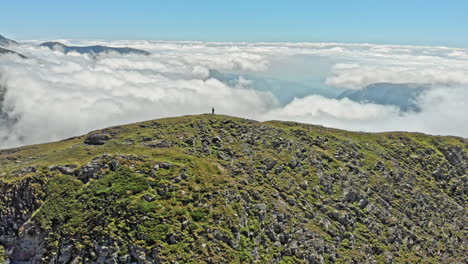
84,134,110,145
0,174,46,263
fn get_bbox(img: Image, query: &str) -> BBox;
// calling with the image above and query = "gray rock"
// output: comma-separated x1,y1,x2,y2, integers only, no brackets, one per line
299,180,308,190
159,162,172,169
263,159,277,170
266,228,276,241
184,138,194,146
276,213,285,222
141,136,153,142
289,158,300,169
179,169,188,180
137,233,148,241
250,190,260,200
118,254,129,263
431,169,445,180
167,233,178,245
76,157,106,182
440,146,464,166
211,136,222,144
84,134,110,145
144,140,172,148
343,188,357,203
110,160,119,171
12,166,38,177
254,203,267,220
58,244,73,263
358,197,369,209
212,230,236,248
217,151,231,161
287,198,296,206
142,194,155,202
172,176,182,183
275,165,285,174
279,233,290,245
52,165,76,175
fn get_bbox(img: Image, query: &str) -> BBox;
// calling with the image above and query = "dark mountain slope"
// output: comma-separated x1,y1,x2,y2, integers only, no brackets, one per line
40,41,150,56
338,83,429,112
0,35,18,46
0,47,26,58
0,115,466,263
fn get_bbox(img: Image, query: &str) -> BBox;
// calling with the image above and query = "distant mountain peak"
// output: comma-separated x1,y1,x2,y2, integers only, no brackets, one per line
0,34,19,46
338,82,430,112
41,41,67,48
40,41,150,56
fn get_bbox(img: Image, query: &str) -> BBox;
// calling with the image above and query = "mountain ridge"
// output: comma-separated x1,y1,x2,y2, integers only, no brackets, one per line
337,83,429,112
0,114,466,263
0,47,27,58
40,41,151,56
0,35,18,46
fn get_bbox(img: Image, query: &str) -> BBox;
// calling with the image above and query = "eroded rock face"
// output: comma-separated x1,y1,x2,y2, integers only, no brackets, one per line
0,176,46,263
75,156,107,183
0,116,467,263
8,224,45,264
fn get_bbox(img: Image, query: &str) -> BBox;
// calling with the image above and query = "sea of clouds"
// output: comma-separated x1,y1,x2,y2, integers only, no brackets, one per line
0,40,467,148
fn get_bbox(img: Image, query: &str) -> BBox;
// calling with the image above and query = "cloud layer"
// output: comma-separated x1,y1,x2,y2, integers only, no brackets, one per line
0,40,467,148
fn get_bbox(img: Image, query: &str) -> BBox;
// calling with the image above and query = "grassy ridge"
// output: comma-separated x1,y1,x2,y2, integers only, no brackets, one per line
0,115,466,263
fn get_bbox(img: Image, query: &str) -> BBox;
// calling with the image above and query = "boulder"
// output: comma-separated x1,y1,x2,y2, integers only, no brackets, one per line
142,194,155,202
343,188,357,203
48,165,77,175
159,162,172,169
110,160,119,171
84,134,110,145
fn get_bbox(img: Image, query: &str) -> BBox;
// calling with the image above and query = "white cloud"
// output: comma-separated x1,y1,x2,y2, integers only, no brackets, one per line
262,96,399,122
326,63,468,89
0,40,467,148
260,87,468,137
0,45,277,148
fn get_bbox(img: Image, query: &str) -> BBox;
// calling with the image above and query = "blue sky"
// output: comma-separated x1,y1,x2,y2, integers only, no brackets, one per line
2,0,468,47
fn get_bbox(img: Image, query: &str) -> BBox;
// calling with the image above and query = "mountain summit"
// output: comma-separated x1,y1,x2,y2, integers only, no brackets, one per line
0,115,466,263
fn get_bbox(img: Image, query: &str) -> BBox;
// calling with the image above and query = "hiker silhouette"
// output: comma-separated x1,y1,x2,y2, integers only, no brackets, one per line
212,107,215,114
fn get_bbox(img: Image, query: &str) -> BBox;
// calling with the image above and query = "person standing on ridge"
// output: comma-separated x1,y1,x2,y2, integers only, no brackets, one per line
212,107,215,114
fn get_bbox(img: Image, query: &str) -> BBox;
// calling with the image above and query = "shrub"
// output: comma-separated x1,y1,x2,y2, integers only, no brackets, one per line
190,208,207,222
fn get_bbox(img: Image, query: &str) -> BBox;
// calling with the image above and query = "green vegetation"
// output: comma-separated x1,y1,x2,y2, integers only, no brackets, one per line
0,245,4,263
0,114,466,263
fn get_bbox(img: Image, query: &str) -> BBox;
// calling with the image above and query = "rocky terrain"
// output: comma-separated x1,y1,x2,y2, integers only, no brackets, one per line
0,115,466,263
